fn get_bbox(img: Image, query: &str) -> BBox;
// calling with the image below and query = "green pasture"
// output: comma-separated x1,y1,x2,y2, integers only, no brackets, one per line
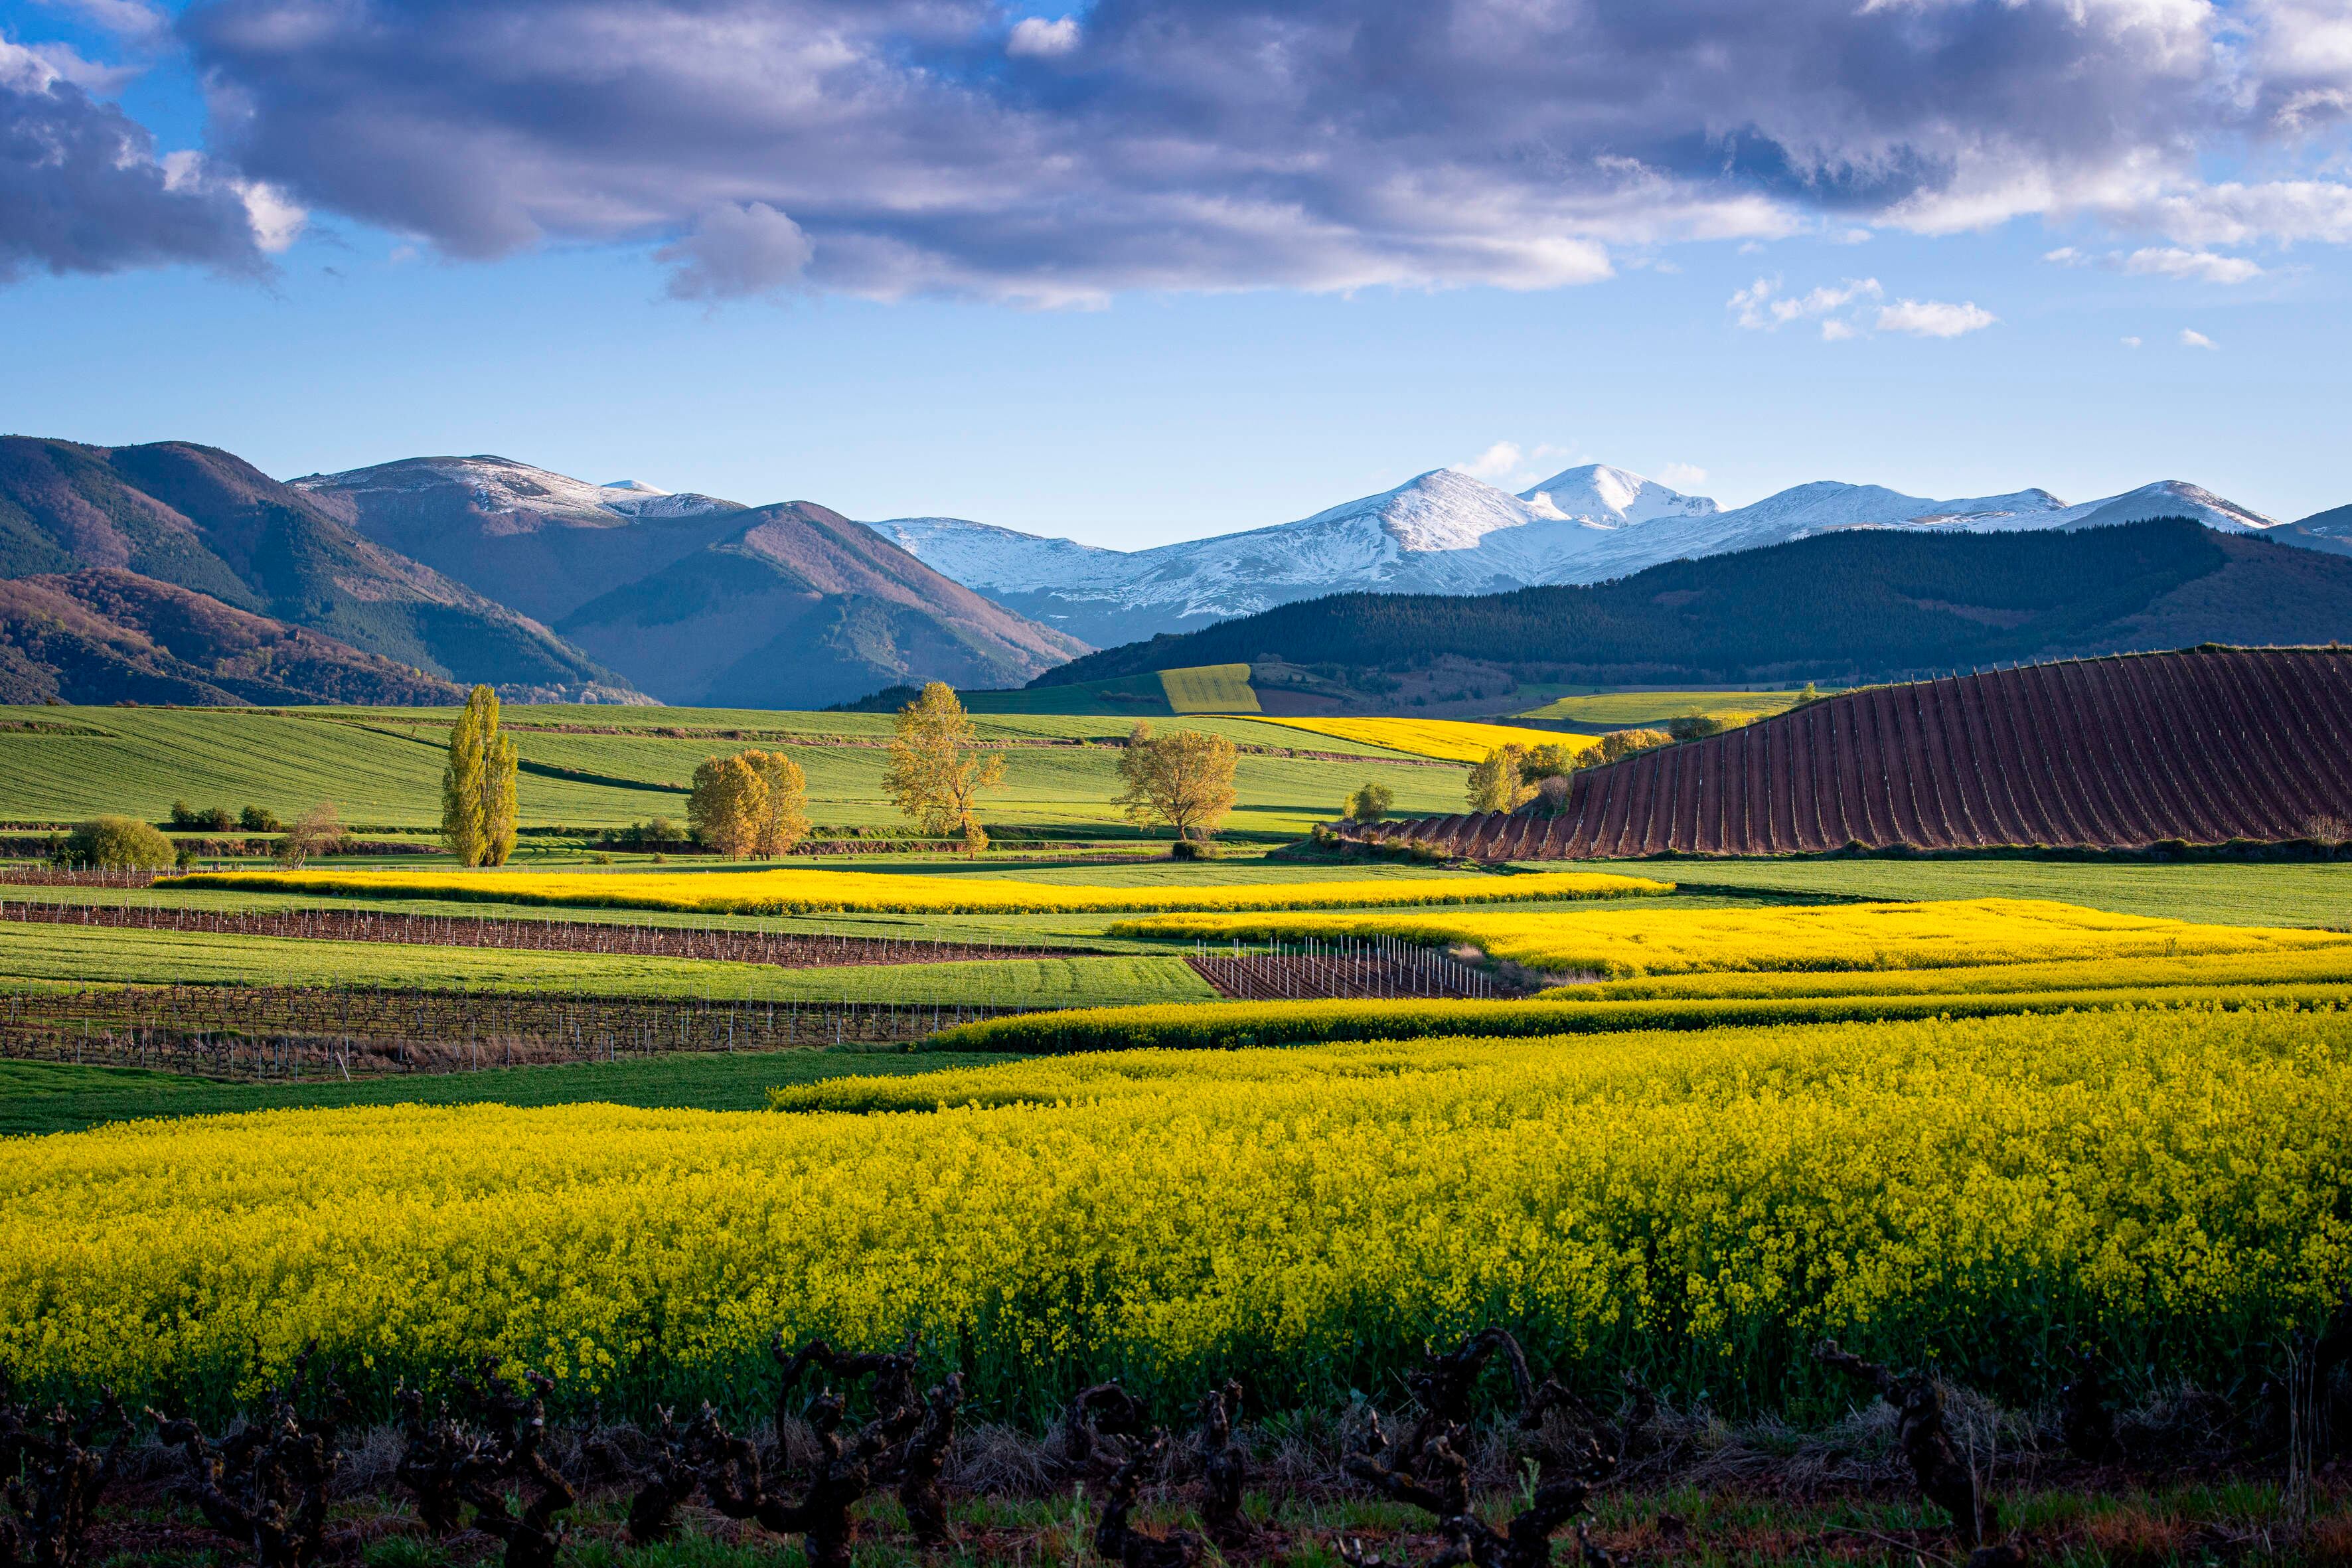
0,921,1212,1004
0,1048,1016,1138
0,704,1449,836
1516,688,1810,729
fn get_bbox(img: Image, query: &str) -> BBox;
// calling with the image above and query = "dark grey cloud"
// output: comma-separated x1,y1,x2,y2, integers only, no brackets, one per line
0,36,268,280
167,0,2352,300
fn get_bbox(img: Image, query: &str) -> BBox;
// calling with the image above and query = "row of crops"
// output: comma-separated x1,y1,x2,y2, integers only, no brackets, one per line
1356,646,2352,858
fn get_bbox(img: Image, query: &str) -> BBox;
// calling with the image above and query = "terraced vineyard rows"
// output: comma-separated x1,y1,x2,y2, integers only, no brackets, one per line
1351,646,2352,858
0,984,1016,1076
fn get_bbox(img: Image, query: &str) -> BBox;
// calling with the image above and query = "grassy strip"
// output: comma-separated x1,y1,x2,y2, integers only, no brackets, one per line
921,983,2352,1054
0,923,1213,1006
0,1049,1016,1138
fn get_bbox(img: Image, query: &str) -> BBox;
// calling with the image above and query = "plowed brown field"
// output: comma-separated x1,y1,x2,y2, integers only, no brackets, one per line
1352,645,2352,858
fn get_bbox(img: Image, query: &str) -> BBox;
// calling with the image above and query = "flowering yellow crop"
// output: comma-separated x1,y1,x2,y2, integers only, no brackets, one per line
173,866,1672,916
3,1007,2345,1413
1113,897,2352,977
1249,716,1599,763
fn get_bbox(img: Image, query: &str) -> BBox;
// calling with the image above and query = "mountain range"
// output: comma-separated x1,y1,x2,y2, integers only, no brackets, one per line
876,462,2347,645
1034,517,2352,700
294,456,1085,708
0,434,2343,708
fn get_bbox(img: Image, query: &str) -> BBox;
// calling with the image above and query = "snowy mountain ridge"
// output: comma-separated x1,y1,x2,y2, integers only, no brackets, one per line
873,463,2288,645
293,455,744,529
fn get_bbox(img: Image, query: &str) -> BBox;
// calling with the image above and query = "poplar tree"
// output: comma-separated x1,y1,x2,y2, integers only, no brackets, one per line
441,685,518,866
884,682,1002,853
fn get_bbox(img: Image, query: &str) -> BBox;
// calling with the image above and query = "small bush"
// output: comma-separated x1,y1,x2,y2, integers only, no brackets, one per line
240,805,282,832
65,816,176,870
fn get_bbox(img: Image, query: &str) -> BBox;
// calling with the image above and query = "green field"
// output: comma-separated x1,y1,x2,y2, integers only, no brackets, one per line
1516,688,1810,728
0,1048,1012,1137
0,703,1450,837
0,921,1212,1004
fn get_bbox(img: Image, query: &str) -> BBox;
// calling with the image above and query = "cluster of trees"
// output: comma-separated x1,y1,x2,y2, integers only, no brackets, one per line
870,686,1243,854
1462,730,1675,814
65,801,345,870
169,802,281,833
686,750,811,859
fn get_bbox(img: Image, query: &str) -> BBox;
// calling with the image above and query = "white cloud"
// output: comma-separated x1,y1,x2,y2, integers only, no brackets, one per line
2118,246,2264,283
2179,328,2219,349
40,0,167,39
1458,441,1527,482
2122,335,2143,347
655,201,813,299
1728,275,1881,330
1819,317,1857,341
1656,461,1708,490
2043,246,2086,265
1007,17,1081,58
1875,298,1998,337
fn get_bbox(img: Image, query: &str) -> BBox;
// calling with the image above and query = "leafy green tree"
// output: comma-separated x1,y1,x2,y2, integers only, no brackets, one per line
1466,744,1532,811
66,816,175,870
440,685,518,866
1115,722,1239,842
884,682,1002,852
1343,782,1394,823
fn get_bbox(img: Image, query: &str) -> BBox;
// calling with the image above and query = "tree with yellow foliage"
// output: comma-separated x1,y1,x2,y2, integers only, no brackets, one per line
1115,722,1239,843
688,754,767,858
745,749,812,858
884,682,1002,854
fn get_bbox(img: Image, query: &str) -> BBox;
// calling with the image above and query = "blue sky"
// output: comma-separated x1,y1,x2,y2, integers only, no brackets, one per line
5,0,2349,546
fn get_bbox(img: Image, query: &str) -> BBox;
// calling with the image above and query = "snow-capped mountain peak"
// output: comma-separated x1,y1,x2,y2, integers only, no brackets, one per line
1517,463,1721,527
1320,467,1559,553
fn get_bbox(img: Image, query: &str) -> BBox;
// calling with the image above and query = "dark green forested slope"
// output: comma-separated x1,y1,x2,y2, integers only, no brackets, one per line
1035,519,2352,687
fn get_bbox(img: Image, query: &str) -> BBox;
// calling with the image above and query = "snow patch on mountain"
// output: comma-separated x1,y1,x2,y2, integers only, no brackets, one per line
874,464,2290,645
294,456,742,527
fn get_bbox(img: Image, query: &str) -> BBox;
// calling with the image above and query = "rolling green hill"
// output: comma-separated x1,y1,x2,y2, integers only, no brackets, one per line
0,703,1460,837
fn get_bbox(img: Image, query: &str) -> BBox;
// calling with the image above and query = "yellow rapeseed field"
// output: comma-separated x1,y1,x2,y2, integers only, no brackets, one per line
173,866,1671,915
1249,716,1599,763
1114,896,2352,977
3,1007,2345,1411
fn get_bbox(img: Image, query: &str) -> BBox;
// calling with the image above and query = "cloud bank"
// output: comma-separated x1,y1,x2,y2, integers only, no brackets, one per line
9,0,2352,295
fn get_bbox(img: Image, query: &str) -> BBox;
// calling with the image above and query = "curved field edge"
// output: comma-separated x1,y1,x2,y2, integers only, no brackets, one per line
1,1006,2345,1423
172,867,1674,916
